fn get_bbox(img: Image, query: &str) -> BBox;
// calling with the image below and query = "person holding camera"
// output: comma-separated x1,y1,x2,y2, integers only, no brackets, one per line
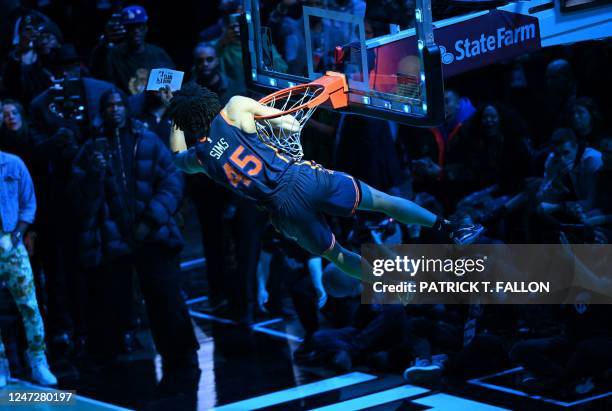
90,5,174,94
2,14,63,105
0,148,57,387
70,88,198,372
27,44,115,349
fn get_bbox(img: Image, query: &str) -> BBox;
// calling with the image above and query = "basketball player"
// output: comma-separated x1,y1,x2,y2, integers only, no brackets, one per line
167,83,483,280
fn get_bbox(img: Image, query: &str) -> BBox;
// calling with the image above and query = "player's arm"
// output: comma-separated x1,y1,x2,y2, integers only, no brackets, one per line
169,123,208,175
225,95,300,133
170,123,187,153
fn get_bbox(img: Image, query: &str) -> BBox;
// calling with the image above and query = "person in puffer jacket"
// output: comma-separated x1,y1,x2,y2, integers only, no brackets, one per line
70,88,199,372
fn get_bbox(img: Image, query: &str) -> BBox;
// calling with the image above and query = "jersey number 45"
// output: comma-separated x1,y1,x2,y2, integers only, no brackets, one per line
223,145,263,188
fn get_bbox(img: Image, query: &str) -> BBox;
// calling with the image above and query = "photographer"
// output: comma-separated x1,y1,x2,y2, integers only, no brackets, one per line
27,43,115,349
70,89,198,371
90,5,174,94
2,15,62,105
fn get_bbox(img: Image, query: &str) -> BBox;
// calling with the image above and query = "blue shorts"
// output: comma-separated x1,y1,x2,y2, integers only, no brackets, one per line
269,162,361,255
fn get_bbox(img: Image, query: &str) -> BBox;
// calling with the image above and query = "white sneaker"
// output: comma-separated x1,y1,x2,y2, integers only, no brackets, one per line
27,351,57,386
403,358,442,384
575,377,595,395
0,358,9,387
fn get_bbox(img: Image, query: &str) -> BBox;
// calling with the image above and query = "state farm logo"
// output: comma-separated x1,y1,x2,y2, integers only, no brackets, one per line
439,23,537,65
440,46,455,64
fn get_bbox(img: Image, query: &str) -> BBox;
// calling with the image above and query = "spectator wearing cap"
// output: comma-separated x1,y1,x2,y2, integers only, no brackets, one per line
2,14,63,105
37,20,62,58
90,5,174,94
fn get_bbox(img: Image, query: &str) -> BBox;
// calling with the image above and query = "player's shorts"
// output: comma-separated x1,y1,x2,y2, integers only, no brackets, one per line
268,161,361,255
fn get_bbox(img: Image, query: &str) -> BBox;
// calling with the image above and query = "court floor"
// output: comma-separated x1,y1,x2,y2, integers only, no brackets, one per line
2,208,610,410
3,287,610,411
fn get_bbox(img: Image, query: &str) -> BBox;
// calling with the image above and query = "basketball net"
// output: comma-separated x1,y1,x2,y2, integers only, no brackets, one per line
254,72,349,161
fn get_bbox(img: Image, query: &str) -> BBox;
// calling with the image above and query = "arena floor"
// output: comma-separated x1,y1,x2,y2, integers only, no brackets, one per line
4,206,611,411
7,297,612,410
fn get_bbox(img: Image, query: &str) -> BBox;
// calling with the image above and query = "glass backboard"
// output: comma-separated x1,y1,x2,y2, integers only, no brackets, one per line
240,0,445,126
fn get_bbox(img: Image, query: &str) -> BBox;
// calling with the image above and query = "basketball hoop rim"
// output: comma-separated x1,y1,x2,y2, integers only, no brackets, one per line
254,83,327,120
254,71,349,121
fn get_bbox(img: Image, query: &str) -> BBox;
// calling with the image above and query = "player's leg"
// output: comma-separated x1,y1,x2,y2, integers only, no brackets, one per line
314,167,438,227
321,238,363,280
357,182,438,227
357,181,484,244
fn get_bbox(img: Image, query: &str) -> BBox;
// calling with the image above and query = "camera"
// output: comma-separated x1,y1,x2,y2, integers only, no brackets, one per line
104,12,126,46
47,78,86,122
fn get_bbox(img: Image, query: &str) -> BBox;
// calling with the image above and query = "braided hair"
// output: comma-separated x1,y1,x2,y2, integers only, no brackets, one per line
167,82,222,137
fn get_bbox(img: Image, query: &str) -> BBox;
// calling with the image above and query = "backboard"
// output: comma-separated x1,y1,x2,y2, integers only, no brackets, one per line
240,0,445,127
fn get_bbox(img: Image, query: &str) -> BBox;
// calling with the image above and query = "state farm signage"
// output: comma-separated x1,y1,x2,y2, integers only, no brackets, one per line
372,10,541,90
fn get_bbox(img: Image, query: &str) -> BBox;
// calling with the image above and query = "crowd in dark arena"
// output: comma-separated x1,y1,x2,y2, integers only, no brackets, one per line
0,0,611,410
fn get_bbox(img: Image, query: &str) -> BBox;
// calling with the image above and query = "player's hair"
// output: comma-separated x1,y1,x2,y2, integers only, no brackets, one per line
167,82,222,136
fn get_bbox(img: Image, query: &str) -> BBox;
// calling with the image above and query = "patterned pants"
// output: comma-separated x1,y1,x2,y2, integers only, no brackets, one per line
0,243,46,359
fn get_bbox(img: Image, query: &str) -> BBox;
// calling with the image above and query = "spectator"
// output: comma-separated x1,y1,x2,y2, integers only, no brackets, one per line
269,0,307,75
538,59,577,144
311,304,408,371
397,89,476,211
30,43,111,136
591,136,612,215
189,42,239,105
183,41,241,314
1,100,33,169
127,90,172,146
70,89,199,370
466,103,532,193
582,136,612,243
2,14,57,105
28,44,115,346
212,8,287,95
456,103,533,239
90,5,174,94
565,97,605,147
36,20,62,58
403,305,516,384
537,128,602,227
0,149,57,386
511,305,612,395
198,0,242,42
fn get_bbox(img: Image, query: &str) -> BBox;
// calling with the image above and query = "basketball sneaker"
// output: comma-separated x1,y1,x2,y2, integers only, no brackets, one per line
403,357,444,384
444,220,485,245
575,377,595,395
27,350,57,386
